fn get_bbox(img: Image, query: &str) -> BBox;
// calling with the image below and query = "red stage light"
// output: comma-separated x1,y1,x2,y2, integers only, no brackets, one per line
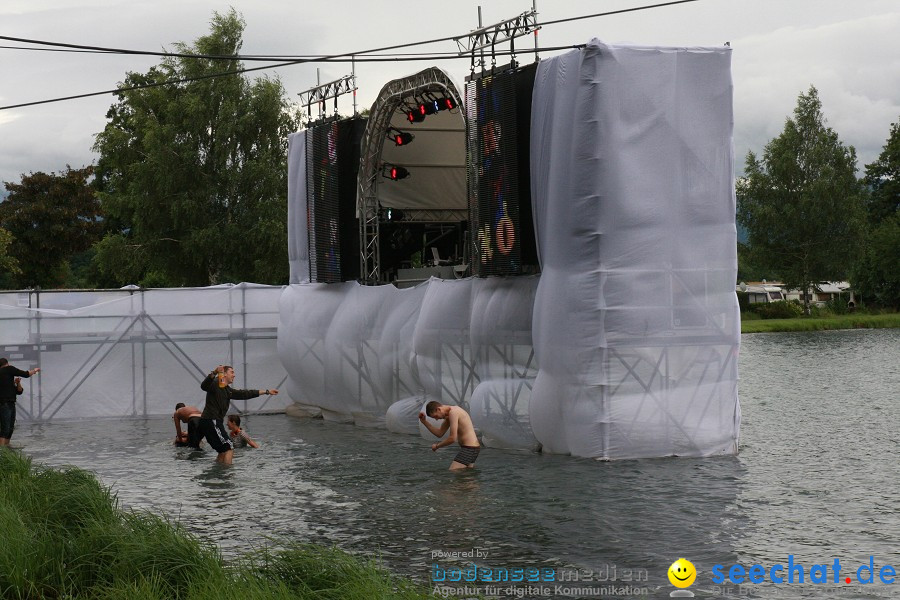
389,166,410,180
393,132,413,146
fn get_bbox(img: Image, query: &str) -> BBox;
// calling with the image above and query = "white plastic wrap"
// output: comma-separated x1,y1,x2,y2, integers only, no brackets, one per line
278,278,536,448
529,41,740,458
0,284,291,421
278,40,740,459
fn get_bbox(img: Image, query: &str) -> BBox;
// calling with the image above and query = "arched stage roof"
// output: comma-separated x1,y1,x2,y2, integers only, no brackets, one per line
357,67,466,284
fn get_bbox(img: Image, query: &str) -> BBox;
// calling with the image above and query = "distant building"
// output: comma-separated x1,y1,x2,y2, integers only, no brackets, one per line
783,281,853,307
737,281,785,304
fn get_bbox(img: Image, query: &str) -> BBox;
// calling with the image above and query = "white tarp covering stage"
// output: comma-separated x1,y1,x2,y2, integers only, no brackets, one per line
279,40,740,459
0,284,291,421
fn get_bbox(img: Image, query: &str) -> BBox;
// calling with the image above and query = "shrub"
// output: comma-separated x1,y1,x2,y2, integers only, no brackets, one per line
752,300,805,319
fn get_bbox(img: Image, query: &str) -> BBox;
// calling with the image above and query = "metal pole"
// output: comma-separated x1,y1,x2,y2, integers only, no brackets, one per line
242,285,248,409
34,290,42,419
352,56,357,116
131,289,136,415
533,0,540,62
141,290,147,417
478,6,484,70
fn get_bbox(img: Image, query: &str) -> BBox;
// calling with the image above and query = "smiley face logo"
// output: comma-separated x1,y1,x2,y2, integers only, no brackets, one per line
668,558,696,588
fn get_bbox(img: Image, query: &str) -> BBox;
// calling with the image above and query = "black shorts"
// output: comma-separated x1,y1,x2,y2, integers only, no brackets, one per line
186,416,203,448
200,418,233,453
453,445,480,466
0,400,15,439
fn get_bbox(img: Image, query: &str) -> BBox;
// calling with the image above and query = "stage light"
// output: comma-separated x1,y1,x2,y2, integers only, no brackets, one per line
390,166,409,180
382,164,410,181
419,99,439,115
407,109,425,123
385,208,405,221
386,127,414,146
440,96,457,110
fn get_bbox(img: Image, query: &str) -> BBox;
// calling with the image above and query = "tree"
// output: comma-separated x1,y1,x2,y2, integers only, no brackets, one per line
854,119,900,308
852,214,900,310
736,86,867,312
863,119,900,225
0,228,22,282
92,10,301,287
0,166,101,288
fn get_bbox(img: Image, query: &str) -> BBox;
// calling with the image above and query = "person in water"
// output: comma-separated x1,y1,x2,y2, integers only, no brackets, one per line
173,403,203,448
226,414,258,449
419,401,481,470
199,365,277,465
0,358,40,448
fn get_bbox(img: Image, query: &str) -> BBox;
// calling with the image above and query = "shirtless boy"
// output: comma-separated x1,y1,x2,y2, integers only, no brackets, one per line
419,401,481,470
173,403,203,448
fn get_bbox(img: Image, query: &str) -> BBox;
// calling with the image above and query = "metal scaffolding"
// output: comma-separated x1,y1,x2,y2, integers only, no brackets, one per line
356,68,466,285
0,285,289,421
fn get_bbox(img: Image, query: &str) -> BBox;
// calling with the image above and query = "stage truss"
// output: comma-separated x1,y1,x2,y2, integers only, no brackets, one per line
357,68,465,285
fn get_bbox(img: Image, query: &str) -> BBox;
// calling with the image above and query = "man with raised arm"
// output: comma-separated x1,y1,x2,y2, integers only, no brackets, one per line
419,400,481,470
199,365,278,465
0,358,40,448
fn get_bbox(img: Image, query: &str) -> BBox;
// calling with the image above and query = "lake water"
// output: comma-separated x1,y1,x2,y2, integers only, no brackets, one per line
15,328,900,599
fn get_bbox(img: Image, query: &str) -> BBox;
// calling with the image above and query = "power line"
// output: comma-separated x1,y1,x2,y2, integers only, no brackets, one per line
0,44,583,61
0,43,467,60
0,0,702,112
539,0,701,27
0,45,586,111
0,0,700,62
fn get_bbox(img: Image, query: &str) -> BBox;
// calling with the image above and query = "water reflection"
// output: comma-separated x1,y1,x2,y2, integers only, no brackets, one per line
13,329,899,599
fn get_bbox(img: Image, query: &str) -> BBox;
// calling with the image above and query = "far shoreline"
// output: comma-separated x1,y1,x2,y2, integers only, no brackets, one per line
741,312,900,334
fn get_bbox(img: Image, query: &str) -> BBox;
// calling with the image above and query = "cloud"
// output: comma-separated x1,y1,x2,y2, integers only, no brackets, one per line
1,1,898,185
732,12,900,173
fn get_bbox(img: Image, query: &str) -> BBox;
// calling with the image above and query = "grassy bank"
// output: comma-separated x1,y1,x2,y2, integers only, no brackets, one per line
0,449,438,600
741,312,900,334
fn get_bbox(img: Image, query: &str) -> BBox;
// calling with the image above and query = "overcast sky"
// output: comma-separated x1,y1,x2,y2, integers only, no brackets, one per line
1,0,898,189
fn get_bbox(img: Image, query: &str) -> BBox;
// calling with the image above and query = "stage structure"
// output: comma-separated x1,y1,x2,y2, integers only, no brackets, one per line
0,284,291,421
279,39,741,459
356,68,468,286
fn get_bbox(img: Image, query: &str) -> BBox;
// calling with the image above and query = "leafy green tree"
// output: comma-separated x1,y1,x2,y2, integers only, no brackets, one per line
0,227,22,282
93,9,300,287
736,241,769,283
854,119,900,308
736,86,867,312
863,119,900,225
0,166,101,288
852,214,900,310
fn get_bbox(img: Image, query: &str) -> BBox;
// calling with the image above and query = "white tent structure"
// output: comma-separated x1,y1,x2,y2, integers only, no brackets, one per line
278,40,741,459
1,284,291,421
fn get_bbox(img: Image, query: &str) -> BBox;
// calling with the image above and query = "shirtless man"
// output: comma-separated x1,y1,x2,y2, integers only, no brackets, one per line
173,402,203,448
419,401,481,470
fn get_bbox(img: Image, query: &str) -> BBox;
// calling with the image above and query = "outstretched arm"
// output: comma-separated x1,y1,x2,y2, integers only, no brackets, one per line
229,388,279,401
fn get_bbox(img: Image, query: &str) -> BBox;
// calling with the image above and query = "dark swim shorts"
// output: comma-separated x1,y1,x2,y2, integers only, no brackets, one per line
453,445,481,466
186,416,203,449
200,418,234,453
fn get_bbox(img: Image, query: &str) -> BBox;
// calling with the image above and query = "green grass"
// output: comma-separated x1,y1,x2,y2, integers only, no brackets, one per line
0,449,442,600
741,312,900,333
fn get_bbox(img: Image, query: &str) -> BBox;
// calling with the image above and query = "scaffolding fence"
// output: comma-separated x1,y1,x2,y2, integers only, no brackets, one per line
0,284,291,422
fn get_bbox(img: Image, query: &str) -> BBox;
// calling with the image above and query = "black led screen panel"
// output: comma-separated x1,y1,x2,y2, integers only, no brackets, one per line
305,117,364,283
467,63,537,277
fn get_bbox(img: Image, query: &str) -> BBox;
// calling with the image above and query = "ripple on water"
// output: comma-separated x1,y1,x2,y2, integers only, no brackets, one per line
13,329,900,598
